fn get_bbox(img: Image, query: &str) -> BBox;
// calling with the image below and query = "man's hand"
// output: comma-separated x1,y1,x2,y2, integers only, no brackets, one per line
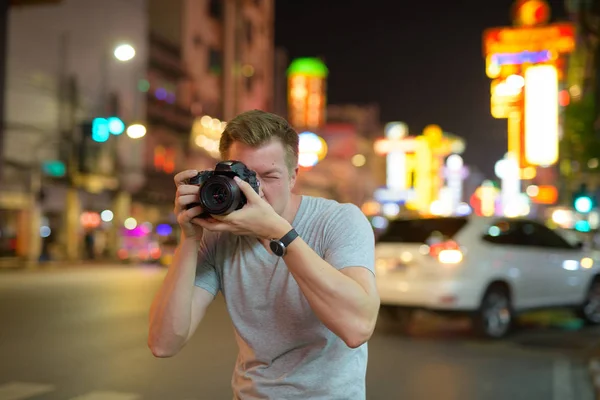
193,177,291,239
174,170,214,240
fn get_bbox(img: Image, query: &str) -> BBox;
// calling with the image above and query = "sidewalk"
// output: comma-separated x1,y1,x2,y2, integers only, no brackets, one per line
0,257,125,271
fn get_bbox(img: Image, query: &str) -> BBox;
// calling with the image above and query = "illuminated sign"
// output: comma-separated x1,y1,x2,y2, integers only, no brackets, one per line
470,181,500,217
524,64,559,166
486,50,555,78
374,124,464,214
483,23,575,55
491,50,552,66
531,185,558,204
507,111,527,168
492,102,519,119
444,154,468,213
495,155,521,217
298,131,327,168
287,58,328,129
512,0,550,27
372,122,414,191
373,137,417,155
490,76,523,118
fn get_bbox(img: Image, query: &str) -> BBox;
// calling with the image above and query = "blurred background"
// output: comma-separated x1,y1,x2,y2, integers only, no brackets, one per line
1,0,599,267
3,0,600,399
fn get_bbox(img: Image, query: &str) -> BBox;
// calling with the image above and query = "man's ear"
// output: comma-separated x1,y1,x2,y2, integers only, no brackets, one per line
289,166,299,189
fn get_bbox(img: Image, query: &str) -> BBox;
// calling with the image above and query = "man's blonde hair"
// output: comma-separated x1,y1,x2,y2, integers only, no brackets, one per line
219,110,299,173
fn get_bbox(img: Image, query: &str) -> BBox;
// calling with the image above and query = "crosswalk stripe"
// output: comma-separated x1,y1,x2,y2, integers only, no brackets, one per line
0,382,55,400
69,391,141,400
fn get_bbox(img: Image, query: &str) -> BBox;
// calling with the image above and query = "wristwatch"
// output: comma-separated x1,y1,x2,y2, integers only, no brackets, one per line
269,228,299,257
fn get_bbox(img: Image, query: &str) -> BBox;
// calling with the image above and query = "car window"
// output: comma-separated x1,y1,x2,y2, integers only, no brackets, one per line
377,217,468,243
482,219,526,246
524,222,577,249
483,219,577,250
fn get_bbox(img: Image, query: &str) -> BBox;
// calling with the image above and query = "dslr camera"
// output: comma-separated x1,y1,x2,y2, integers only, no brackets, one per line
186,160,260,218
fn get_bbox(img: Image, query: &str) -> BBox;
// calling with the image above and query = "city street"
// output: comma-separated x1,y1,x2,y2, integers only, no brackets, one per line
0,265,597,400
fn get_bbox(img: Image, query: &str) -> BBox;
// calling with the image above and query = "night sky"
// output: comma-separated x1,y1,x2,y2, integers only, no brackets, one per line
275,0,568,178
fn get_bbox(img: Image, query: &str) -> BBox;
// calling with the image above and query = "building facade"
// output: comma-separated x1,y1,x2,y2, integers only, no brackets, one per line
1,0,275,264
140,0,275,209
184,0,275,171
2,0,147,263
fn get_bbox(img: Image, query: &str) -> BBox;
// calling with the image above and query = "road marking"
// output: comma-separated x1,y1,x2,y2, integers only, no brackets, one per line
0,382,55,400
69,391,141,400
553,358,574,400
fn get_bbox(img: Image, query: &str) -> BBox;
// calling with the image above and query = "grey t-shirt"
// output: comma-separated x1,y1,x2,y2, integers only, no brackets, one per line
194,195,376,400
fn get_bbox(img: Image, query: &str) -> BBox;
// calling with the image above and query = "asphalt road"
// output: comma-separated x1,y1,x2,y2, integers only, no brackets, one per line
0,264,597,400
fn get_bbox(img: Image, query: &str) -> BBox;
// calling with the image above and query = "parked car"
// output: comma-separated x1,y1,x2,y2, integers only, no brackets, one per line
375,215,600,338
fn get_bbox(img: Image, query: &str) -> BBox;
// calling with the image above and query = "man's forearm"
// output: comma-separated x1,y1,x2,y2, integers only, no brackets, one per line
282,236,379,348
148,235,199,357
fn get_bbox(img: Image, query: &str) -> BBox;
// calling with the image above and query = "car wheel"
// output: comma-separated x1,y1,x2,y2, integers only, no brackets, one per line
379,305,413,333
473,286,513,339
579,278,600,325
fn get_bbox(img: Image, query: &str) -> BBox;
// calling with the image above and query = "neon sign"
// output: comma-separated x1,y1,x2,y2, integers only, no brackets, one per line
483,23,575,55
491,50,551,66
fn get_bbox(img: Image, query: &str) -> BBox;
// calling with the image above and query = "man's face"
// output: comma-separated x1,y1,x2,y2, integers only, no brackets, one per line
227,139,297,216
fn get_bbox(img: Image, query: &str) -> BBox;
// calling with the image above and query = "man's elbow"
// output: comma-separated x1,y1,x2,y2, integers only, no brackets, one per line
342,326,374,349
148,344,176,358
342,298,379,349
342,314,378,349
147,336,184,358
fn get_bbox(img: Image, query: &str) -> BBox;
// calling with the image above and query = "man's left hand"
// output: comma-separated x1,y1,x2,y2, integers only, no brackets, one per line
192,177,291,239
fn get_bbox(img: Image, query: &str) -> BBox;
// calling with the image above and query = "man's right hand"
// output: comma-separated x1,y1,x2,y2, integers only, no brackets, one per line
174,170,205,239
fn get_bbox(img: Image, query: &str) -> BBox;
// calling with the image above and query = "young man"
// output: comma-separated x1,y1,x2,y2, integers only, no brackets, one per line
148,110,379,399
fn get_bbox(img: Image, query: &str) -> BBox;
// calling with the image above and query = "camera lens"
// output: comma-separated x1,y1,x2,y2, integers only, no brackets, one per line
211,187,228,205
199,175,242,215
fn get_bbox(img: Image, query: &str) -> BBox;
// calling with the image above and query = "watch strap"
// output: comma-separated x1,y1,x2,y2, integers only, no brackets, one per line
279,228,299,247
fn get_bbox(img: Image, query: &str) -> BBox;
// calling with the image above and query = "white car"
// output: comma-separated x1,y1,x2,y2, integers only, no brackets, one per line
375,215,600,338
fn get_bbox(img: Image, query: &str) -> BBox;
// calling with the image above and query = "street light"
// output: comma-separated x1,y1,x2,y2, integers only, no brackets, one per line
113,44,136,62
126,124,146,139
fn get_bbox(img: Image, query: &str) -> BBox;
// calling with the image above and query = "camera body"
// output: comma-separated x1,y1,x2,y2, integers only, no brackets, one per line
186,160,260,218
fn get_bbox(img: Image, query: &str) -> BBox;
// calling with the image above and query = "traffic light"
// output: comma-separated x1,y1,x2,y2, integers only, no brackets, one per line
107,117,125,135
42,160,66,177
91,117,125,142
92,118,110,142
573,185,595,214
78,117,125,173
574,195,593,213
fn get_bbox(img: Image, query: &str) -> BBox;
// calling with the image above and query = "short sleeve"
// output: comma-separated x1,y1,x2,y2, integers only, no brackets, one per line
194,231,221,296
323,203,375,275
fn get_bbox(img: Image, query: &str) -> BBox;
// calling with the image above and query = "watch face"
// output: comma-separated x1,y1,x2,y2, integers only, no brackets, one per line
269,240,285,257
